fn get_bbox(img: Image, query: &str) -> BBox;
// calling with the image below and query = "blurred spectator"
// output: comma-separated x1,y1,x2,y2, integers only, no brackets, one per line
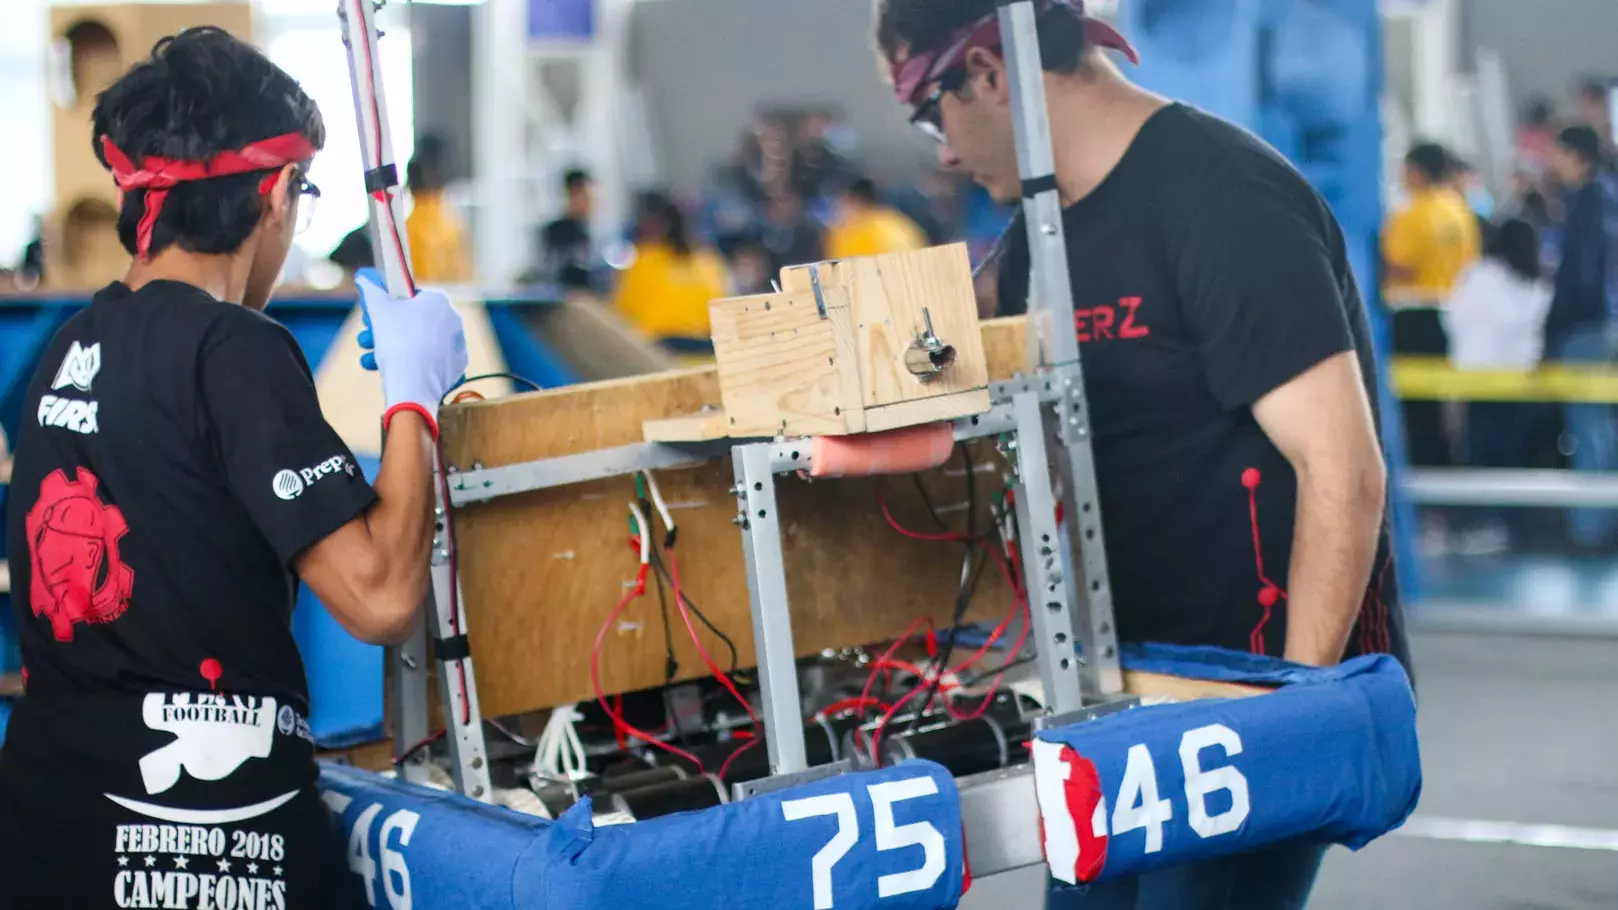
1383,142,1481,468
760,192,826,272
328,225,375,282
719,229,777,297
1543,125,1617,548
613,191,729,345
405,137,473,283
540,168,596,292
15,216,44,290
1516,97,1558,177
826,177,928,260
1445,218,1553,546
1446,155,1496,240
791,109,857,201
1575,78,1614,167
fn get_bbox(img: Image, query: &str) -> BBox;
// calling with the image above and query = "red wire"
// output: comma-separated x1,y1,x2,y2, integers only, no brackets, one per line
859,618,929,714
946,602,1031,722
877,488,966,542
591,565,707,772
818,696,890,718
718,737,763,781
392,729,445,766
665,548,759,724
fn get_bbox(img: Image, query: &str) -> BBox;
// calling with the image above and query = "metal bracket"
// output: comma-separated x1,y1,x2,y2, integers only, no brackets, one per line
1032,695,1140,732
808,263,829,319
734,443,810,775
732,760,852,802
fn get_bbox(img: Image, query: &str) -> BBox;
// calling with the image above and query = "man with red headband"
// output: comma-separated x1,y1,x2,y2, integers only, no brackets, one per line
879,1,1408,906
1,28,465,907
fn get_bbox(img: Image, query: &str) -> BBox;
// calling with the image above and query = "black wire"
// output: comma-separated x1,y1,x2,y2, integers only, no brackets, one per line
648,545,739,676
959,655,1036,688
908,445,985,730
441,371,543,404
649,543,696,748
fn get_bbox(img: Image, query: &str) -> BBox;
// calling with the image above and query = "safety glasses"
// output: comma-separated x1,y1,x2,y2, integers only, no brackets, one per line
293,173,321,236
907,69,966,144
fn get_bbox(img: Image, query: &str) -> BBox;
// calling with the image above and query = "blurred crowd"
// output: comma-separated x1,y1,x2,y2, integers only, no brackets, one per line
1382,77,1617,555
527,107,1012,351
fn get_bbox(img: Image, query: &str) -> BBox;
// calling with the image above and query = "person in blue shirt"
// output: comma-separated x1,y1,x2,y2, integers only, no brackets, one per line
1544,124,1617,549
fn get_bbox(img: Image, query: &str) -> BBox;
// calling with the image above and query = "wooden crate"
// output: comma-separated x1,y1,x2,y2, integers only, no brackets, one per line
707,244,990,438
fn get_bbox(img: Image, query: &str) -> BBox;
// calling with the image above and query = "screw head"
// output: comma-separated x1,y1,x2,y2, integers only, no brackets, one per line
472,785,486,798
471,756,485,770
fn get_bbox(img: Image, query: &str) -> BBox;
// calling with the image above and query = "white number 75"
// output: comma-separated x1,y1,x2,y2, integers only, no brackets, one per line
781,777,947,910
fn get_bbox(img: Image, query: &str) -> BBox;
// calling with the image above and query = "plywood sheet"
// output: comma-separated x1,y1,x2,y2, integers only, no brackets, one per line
439,317,1030,719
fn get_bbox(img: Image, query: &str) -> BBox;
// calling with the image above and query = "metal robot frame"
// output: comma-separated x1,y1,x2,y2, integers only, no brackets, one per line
359,0,1130,870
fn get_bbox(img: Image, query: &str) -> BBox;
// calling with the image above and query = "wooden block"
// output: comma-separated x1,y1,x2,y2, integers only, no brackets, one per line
643,410,729,442
710,244,988,437
709,290,851,437
782,244,989,409
435,316,1031,718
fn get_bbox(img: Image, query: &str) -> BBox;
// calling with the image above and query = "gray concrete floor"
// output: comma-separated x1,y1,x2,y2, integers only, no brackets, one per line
960,629,1618,909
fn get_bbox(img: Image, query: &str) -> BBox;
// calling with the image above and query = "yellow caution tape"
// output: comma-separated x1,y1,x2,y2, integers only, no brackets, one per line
1390,356,1618,403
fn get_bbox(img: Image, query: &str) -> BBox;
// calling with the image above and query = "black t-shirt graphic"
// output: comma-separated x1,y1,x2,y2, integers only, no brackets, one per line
996,104,1409,670
5,279,377,713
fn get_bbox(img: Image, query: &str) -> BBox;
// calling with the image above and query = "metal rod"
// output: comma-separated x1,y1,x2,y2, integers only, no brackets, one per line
429,477,494,801
1402,468,1618,508
447,440,734,506
733,443,809,775
391,612,432,786
998,0,1124,698
1009,391,1085,713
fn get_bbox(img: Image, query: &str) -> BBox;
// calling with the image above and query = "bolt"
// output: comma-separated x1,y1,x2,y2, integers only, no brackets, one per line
401,653,419,671
1040,223,1058,236
471,462,483,471
732,515,748,527
472,756,485,770
1077,427,1089,438
472,785,485,798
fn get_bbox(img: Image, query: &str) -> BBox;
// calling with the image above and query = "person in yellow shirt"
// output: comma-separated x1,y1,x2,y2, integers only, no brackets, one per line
825,177,928,260
404,139,474,283
1383,143,1481,304
1382,142,1483,472
613,191,729,353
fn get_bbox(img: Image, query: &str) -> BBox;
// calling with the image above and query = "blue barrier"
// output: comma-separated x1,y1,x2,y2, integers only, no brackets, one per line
319,758,966,910
1034,651,1420,887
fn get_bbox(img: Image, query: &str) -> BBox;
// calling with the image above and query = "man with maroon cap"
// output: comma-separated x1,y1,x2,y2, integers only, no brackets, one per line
877,1,1409,906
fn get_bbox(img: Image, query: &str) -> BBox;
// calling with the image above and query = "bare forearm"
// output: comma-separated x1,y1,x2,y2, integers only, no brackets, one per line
1283,461,1385,665
366,413,435,603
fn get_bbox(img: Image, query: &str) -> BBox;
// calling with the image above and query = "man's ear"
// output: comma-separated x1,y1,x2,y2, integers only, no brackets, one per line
266,162,299,225
962,47,1008,102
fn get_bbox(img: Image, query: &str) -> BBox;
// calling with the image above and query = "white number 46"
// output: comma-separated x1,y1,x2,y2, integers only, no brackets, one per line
781,777,948,910
1035,723,1251,884
322,792,421,910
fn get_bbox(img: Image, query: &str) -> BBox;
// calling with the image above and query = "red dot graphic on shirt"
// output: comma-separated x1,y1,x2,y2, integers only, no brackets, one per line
1241,468,1262,490
1258,585,1281,608
199,658,223,691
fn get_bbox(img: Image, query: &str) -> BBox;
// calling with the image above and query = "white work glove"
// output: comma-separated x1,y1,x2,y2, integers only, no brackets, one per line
355,268,469,438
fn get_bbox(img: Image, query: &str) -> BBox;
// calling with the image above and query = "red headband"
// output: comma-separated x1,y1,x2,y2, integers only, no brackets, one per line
99,132,316,261
891,0,1139,106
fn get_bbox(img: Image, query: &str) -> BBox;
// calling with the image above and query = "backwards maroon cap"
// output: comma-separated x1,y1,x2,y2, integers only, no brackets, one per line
99,132,316,262
890,0,1139,106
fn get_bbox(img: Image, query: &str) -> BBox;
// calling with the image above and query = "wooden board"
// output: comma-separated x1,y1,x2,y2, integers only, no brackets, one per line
437,318,1032,719
708,290,856,437
527,295,677,382
643,410,730,442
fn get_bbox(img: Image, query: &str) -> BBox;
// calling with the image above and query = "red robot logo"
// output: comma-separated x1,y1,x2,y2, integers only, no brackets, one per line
25,467,135,642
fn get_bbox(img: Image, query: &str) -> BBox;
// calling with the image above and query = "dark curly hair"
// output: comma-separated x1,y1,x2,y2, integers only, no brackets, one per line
873,0,1092,74
91,26,325,259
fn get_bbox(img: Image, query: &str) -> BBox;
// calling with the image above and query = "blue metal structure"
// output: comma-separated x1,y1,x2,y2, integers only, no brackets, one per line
1116,0,1421,600
0,290,580,745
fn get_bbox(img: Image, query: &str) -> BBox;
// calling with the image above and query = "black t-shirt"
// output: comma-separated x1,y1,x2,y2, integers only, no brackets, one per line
996,104,1408,669
4,280,377,715
541,216,594,290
